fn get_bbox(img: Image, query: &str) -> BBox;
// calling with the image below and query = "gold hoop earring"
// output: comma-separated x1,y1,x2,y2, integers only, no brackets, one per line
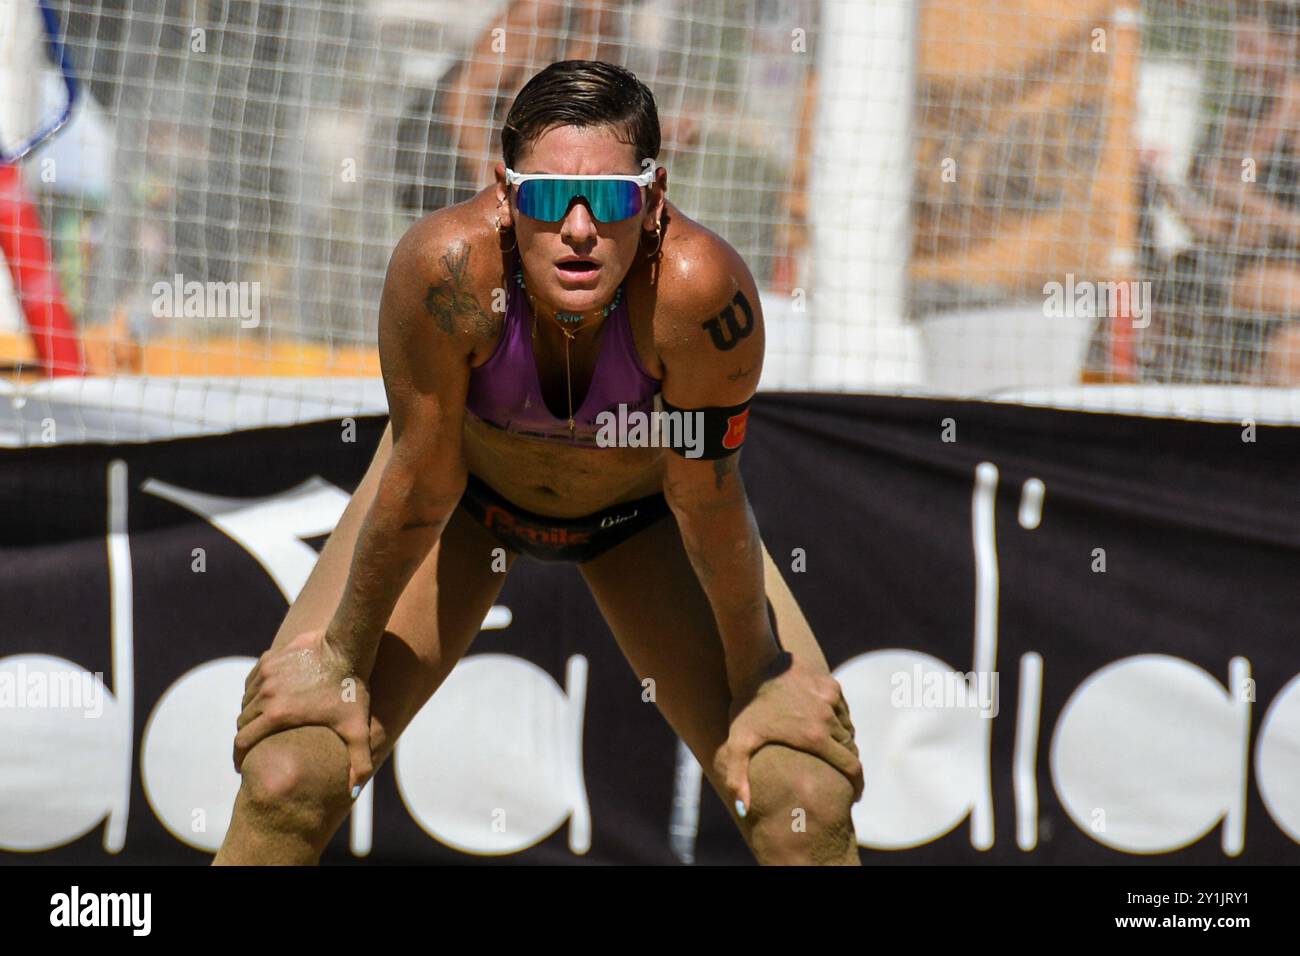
643,218,663,259
495,215,517,253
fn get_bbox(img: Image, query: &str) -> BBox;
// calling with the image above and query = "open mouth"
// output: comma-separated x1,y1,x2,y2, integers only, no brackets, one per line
555,258,601,282
556,258,599,274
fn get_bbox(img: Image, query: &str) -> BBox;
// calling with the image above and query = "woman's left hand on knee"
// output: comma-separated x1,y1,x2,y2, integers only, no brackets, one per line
716,656,862,815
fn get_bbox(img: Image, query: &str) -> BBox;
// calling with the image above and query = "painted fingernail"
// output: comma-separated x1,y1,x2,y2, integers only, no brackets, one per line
351,785,361,800
735,800,747,819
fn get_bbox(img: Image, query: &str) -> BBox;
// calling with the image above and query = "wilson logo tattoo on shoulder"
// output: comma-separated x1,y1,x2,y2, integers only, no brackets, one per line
701,291,754,351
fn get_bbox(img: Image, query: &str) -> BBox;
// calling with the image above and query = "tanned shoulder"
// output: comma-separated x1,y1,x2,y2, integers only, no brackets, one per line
653,212,763,390
390,197,505,352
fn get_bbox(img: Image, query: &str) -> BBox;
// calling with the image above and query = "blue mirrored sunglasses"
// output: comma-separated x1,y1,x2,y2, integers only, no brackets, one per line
504,166,657,223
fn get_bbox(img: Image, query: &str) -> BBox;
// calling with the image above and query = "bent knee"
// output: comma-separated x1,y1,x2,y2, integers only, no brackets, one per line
240,726,352,819
745,746,857,865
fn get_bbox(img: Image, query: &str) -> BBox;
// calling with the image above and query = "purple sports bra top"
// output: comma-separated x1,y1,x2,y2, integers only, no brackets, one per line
465,249,661,446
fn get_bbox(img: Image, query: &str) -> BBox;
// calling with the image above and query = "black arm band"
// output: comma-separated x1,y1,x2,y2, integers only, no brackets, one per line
655,393,752,460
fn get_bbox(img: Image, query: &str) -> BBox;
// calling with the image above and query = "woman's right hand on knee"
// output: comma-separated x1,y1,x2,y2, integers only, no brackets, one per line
233,629,375,798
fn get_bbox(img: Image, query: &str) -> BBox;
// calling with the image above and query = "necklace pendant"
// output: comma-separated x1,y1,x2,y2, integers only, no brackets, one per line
567,416,576,433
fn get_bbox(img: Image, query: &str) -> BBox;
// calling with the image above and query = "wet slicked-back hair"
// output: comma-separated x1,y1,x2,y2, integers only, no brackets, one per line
502,60,660,168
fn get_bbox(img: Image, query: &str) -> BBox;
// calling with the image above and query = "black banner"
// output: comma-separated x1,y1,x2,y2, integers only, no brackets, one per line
1,394,1297,864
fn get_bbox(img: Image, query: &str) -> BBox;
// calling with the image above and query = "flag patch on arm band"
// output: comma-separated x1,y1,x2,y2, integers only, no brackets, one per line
655,393,752,459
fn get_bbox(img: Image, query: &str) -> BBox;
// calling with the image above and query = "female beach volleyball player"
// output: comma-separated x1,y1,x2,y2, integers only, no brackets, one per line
217,60,862,865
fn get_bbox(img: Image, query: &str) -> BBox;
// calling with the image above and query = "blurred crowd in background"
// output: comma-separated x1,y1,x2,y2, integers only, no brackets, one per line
5,0,1300,386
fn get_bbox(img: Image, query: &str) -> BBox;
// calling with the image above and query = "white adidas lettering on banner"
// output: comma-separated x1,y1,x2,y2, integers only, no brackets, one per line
1,460,1296,858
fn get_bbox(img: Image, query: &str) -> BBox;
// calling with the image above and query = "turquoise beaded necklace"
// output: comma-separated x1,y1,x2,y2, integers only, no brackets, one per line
514,265,623,323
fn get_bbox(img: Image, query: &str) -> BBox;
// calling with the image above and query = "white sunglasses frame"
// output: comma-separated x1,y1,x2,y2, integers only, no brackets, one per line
503,166,659,188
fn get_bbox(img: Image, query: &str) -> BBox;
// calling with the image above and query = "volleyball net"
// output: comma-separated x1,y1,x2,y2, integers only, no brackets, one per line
2,0,1300,444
